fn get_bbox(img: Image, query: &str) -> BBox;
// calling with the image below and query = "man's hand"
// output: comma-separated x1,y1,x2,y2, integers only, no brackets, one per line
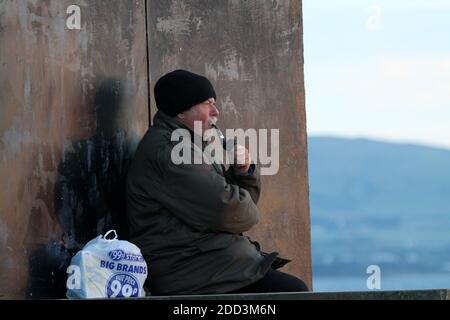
232,145,252,174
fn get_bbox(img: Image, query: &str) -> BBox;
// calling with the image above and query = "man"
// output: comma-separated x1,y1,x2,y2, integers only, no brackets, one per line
126,69,308,295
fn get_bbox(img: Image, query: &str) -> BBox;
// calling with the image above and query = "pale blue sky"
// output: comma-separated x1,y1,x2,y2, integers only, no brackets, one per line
304,0,450,149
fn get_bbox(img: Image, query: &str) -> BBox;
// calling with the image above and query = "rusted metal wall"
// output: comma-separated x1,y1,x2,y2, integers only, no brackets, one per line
0,0,148,298
0,0,311,299
147,0,311,288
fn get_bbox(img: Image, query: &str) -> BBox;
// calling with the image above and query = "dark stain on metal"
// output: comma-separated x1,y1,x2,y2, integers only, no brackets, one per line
26,79,136,298
54,78,135,245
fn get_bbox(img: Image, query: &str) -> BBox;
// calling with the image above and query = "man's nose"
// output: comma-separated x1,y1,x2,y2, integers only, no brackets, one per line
210,104,219,117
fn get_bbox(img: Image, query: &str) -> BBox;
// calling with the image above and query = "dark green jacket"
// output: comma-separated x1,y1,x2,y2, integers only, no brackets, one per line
126,111,278,295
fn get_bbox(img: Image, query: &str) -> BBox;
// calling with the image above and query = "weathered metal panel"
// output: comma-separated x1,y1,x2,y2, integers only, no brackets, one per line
0,0,148,298
147,0,311,288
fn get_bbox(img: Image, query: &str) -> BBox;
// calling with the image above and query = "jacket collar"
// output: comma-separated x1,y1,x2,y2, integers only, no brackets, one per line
153,110,190,132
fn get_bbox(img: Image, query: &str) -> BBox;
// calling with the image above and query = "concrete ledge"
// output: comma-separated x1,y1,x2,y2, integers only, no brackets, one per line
142,289,450,300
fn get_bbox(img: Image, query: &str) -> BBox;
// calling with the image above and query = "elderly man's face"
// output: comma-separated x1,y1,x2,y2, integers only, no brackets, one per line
177,98,219,133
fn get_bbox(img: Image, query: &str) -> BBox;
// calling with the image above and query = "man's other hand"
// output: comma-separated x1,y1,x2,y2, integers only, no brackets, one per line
232,145,252,174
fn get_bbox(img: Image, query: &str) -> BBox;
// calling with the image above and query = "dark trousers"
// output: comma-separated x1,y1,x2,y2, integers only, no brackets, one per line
227,269,309,294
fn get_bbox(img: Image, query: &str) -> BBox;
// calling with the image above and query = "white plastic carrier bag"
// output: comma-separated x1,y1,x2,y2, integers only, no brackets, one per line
66,230,148,299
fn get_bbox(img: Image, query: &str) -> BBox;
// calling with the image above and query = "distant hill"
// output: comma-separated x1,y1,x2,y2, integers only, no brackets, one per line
308,136,450,276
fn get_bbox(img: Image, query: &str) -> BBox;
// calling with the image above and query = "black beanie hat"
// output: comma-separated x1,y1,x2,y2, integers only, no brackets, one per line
154,69,217,117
